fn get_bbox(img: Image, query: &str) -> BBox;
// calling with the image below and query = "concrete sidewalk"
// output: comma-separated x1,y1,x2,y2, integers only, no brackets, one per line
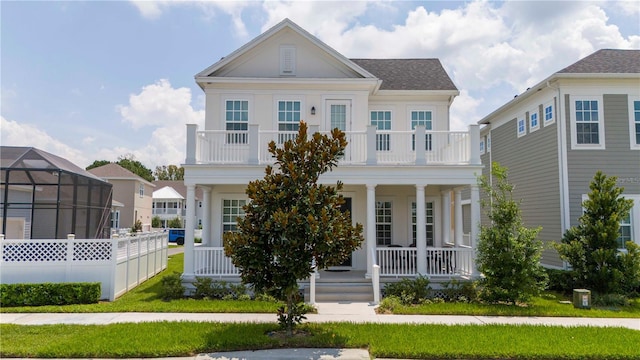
2,302,638,360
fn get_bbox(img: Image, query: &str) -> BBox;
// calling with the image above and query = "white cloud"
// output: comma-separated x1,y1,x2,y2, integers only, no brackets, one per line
1,116,89,167
450,90,483,131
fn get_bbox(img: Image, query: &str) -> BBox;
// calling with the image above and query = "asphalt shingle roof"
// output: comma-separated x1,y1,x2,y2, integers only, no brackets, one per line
558,49,640,74
350,59,458,91
88,163,143,180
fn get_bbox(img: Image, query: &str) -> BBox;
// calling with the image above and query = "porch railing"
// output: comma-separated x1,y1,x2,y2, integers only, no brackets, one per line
377,247,474,277
188,124,480,166
194,247,239,276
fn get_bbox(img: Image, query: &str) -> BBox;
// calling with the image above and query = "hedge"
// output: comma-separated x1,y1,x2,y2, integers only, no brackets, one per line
0,282,101,306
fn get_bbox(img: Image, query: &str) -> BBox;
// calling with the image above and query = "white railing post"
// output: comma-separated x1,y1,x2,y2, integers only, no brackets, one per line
366,125,377,165
186,124,198,164
416,185,427,275
66,234,75,282
109,237,118,301
415,125,426,165
248,124,260,164
469,124,480,165
372,264,380,304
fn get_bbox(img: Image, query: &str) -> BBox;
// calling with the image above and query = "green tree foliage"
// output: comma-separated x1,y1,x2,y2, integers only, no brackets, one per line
167,217,183,228
555,171,638,295
151,216,162,228
477,162,547,304
85,155,154,183
154,165,184,181
224,122,364,335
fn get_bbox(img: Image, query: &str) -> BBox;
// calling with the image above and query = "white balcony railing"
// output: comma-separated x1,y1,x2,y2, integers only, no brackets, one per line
152,209,186,216
187,124,480,166
377,247,474,277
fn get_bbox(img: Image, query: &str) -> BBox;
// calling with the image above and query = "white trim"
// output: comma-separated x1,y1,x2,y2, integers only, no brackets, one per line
529,107,540,132
543,101,555,125
569,95,605,150
517,117,526,137
479,138,485,155
629,97,640,150
486,133,491,152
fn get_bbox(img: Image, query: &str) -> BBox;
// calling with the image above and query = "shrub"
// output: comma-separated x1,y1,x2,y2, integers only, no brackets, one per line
160,272,184,300
378,295,403,313
384,276,431,305
592,293,631,307
131,219,142,233
441,280,479,303
545,268,576,294
168,217,183,228
151,216,161,228
0,282,101,306
192,278,247,300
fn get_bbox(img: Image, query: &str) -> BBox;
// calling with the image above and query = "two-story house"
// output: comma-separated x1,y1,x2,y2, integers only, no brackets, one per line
152,180,203,229
89,163,155,233
181,19,482,300
478,49,640,268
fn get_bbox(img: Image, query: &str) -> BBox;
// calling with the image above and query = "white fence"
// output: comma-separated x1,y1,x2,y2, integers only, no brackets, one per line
0,232,168,301
376,247,474,277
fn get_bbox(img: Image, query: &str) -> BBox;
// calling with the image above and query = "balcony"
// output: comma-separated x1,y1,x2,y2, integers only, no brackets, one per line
186,124,480,166
152,208,186,216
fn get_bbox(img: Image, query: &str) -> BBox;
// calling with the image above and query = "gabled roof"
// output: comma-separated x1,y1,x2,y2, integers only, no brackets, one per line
479,48,640,125
351,59,458,91
196,18,375,80
1,146,104,182
558,49,640,74
152,186,184,200
88,163,155,187
153,180,203,200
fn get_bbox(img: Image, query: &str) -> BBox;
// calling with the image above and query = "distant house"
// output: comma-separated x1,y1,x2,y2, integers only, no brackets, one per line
1,146,112,239
180,19,482,301
152,180,203,230
477,49,640,268
88,163,154,232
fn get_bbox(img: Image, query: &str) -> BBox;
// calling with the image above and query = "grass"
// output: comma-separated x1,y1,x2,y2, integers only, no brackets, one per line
2,322,639,359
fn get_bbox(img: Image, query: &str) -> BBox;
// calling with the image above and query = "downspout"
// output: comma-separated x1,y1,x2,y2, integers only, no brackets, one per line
547,79,570,269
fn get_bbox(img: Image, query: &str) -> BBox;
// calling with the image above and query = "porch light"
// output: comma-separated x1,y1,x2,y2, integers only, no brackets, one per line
311,106,316,115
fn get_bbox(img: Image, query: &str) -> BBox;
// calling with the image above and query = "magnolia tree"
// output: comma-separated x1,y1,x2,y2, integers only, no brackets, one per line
224,122,364,335
477,162,547,304
555,171,639,295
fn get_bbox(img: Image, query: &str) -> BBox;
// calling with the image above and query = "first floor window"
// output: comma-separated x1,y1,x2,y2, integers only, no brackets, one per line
575,100,600,144
411,202,434,247
617,212,633,249
223,199,246,232
111,210,120,229
278,100,300,143
376,201,392,245
226,100,249,144
371,111,391,151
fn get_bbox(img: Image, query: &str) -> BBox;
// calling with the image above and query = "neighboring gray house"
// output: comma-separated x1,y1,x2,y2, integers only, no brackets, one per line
477,49,640,268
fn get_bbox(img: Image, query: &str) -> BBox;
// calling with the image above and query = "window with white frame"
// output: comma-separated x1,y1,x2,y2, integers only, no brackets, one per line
517,118,526,137
222,199,246,233
630,99,640,149
544,102,554,125
371,111,391,151
278,100,301,143
617,212,633,249
139,183,144,197
410,110,432,151
571,97,604,149
376,201,392,245
225,100,249,144
479,138,485,155
411,202,434,247
529,109,540,132
111,210,120,229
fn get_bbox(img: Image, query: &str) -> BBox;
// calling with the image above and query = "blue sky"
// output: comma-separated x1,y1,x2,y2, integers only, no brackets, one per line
2,1,639,169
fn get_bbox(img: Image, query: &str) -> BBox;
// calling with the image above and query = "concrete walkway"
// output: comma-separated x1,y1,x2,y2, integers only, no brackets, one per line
2,302,638,360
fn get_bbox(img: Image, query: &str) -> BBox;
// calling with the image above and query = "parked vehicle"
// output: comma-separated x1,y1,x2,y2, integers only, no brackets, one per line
168,229,185,245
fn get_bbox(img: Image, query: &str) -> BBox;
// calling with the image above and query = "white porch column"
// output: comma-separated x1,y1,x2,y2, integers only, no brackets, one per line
186,124,197,165
183,184,196,279
454,188,463,247
416,184,427,274
470,184,480,276
366,184,377,279
202,187,211,246
441,191,451,246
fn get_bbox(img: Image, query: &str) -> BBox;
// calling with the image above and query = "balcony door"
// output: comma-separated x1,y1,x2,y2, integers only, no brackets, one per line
326,100,351,161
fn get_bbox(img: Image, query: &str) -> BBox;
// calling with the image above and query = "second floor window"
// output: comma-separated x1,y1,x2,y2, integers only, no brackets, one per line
411,110,432,151
544,104,554,124
530,111,539,132
371,111,391,151
278,100,300,143
517,118,526,137
226,100,248,144
139,183,144,197
575,100,600,145
632,100,640,148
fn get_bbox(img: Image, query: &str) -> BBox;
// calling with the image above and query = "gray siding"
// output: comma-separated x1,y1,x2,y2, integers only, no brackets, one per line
483,104,563,267
565,94,640,229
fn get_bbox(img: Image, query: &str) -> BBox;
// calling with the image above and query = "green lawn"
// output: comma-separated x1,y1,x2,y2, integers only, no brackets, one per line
2,252,639,318
2,322,639,359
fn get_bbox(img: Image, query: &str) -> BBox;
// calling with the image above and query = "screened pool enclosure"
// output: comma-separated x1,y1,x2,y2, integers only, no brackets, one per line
1,147,113,239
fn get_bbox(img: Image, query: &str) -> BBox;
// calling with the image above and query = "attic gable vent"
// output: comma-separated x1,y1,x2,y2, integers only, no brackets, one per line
280,45,296,76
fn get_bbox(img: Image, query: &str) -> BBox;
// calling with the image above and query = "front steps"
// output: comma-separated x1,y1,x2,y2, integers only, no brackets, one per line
302,270,374,303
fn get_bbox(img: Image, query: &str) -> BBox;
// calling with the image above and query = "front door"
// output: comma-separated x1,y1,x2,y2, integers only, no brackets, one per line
326,100,351,161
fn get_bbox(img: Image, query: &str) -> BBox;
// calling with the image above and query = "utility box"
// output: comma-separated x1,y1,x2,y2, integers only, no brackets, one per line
573,289,591,309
